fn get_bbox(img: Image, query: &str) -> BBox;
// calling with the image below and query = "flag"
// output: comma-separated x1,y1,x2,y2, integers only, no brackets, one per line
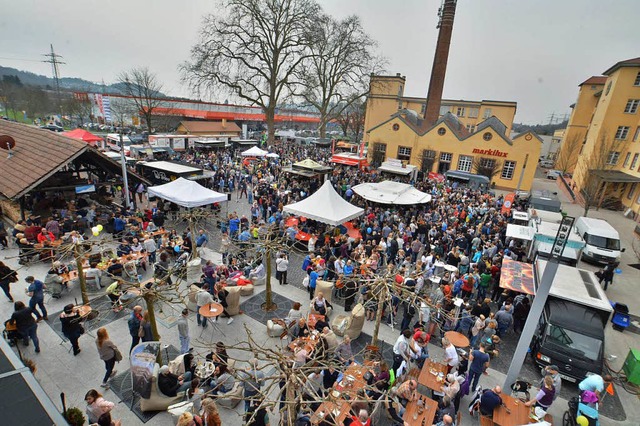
102,96,111,124
501,192,516,215
606,382,614,395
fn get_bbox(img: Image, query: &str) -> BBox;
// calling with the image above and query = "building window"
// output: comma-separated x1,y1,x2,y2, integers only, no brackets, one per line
624,99,640,114
483,132,493,141
635,71,640,86
468,108,479,118
457,155,473,172
480,158,496,169
483,108,492,119
437,127,446,136
615,126,630,140
501,161,516,180
392,123,400,131
606,151,620,165
605,81,612,95
456,107,465,117
624,152,631,167
440,152,452,162
397,146,412,161
375,143,387,153
591,85,597,90
466,124,476,133
634,126,640,142
439,105,450,115
631,153,639,170
628,183,637,200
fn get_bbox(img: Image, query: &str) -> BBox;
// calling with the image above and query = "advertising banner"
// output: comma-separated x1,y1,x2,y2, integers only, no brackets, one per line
130,341,161,399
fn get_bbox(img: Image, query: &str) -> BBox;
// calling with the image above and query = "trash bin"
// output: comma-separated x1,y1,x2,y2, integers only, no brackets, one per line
622,349,640,386
610,302,630,331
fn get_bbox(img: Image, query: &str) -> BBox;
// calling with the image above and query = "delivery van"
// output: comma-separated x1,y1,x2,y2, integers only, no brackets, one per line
575,217,624,264
530,260,612,382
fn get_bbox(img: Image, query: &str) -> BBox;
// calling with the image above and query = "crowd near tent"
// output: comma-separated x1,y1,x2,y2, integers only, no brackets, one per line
241,146,268,157
352,180,432,205
284,180,364,226
147,178,227,208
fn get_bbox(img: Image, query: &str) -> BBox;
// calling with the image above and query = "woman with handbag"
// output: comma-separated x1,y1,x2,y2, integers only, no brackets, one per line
0,261,18,302
139,310,154,342
60,304,84,355
96,327,121,389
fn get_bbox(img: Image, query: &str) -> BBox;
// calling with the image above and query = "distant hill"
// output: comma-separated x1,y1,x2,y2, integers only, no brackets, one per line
0,65,164,96
512,120,568,136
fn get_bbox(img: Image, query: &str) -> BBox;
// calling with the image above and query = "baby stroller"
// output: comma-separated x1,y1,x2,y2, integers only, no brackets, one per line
563,395,599,426
3,320,20,346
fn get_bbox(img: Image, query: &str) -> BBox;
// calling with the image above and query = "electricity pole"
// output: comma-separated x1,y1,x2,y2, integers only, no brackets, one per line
42,44,65,121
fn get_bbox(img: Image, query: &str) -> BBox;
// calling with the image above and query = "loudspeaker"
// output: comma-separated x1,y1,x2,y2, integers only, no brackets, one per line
227,193,232,201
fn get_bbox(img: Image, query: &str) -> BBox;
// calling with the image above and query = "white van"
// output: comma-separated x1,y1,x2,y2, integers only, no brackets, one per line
575,217,624,264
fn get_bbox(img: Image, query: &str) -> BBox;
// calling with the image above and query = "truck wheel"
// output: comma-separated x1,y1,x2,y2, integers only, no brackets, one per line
562,411,573,426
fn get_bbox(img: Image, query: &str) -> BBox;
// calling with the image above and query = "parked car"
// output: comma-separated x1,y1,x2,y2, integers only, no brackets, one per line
40,125,64,132
539,159,555,168
546,169,562,180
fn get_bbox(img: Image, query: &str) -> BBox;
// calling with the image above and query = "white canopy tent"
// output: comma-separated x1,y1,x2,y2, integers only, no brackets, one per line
148,178,227,208
266,152,280,158
241,146,268,157
352,181,432,205
283,180,364,226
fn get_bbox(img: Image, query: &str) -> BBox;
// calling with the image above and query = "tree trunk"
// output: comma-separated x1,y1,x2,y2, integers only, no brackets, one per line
318,121,327,139
264,247,274,310
371,284,386,346
266,107,276,146
74,244,89,305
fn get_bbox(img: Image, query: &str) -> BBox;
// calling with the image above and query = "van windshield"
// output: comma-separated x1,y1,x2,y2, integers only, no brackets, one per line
585,234,620,251
545,324,601,362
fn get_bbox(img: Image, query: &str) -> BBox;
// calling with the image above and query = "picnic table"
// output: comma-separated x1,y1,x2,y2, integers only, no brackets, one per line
403,394,438,425
334,364,369,398
310,400,351,425
417,359,448,393
493,393,531,426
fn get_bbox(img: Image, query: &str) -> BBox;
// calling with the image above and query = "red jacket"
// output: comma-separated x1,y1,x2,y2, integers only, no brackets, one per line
37,231,55,243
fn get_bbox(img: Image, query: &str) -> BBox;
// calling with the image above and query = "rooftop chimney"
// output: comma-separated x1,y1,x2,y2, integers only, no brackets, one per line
423,0,458,126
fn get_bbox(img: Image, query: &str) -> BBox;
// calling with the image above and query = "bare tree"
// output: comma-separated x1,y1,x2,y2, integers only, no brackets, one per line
579,133,618,216
0,75,22,120
109,97,136,127
297,14,382,138
555,134,582,173
117,67,163,134
421,148,437,173
472,156,503,181
182,0,319,145
336,98,366,143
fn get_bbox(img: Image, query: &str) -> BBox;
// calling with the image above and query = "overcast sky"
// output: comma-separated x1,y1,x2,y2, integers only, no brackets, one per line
1,0,638,124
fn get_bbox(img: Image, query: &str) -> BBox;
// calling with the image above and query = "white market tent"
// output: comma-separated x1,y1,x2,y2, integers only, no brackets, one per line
283,180,364,226
241,146,268,157
352,180,432,205
148,178,227,208
266,152,280,158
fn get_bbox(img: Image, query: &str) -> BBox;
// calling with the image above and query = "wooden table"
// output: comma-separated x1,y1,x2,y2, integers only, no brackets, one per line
288,334,320,353
76,305,92,317
334,364,368,397
445,330,470,348
199,303,224,319
403,394,438,425
417,359,448,392
310,400,351,425
493,394,530,426
34,239,63,250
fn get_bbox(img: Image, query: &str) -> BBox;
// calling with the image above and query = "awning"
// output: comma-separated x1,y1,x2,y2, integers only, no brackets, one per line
499,259,534,295
506,224,535,241
330,154,368,167
590,170,640,183
282,167,319,178
283,180,364,226
352,180,432,205
378,164,413,175
148,177,227,207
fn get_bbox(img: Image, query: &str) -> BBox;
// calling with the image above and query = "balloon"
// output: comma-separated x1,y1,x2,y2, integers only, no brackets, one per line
97,224,103,232
91,226,99,234
576,416,589,426
92,231,99,237
174,245,181,253
367,227,372,234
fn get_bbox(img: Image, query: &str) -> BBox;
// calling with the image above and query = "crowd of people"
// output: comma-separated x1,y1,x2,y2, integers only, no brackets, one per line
0,139,601,426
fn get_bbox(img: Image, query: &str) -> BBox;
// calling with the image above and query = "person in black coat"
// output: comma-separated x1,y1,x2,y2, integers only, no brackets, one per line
59,304,84,355
10,301,40,352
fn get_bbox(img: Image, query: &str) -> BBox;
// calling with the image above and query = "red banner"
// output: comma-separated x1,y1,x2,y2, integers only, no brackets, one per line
501,192,516,215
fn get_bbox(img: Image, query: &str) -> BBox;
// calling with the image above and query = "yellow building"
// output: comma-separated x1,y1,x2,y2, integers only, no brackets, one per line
364,74,518,142
558,57,640,214
364,75,540,191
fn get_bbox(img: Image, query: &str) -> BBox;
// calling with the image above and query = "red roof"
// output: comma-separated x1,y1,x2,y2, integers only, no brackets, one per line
62,129,103,144
603,57,640,75
578,76,607,86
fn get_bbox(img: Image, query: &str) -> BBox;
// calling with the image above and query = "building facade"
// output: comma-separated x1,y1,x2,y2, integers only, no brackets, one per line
364,75,540,191
557,58,640,214
363,74,518,143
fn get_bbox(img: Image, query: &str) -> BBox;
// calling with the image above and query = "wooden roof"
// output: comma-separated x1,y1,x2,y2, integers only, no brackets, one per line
0,120,89,199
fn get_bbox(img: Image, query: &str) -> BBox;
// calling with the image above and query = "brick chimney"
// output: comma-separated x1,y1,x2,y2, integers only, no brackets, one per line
423,0,458,126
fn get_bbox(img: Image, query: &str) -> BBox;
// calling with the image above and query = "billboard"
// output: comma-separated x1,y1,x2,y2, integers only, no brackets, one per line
130,341,160,399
